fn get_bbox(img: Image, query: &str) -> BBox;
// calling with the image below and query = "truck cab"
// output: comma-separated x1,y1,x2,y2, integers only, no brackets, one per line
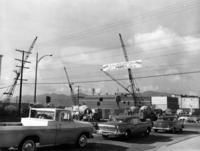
0,108,94,151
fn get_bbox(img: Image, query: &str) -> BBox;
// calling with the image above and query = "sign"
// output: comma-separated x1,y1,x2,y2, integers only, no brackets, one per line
102,60,142,71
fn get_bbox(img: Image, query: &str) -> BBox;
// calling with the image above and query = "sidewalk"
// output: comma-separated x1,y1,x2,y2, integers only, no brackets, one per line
156,135,200,151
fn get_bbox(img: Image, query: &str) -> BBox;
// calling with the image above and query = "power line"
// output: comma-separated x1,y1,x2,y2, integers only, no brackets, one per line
19,70,200,85
71,62,200,78
41,1,199,46
41,40,200,73
32,52,200,81
50,31,200,62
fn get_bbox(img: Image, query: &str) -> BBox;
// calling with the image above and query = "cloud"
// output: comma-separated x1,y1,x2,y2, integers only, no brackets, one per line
128,26,200,94
188,91,198,96
141,85,159,92
58,46,119,65
1,0,200,96
133,26,200,70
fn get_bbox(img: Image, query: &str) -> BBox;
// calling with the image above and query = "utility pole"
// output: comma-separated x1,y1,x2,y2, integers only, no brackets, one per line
77,85,80,105
3,37,37,102
119,33,137,106
0,55,2,79
15,49,31,118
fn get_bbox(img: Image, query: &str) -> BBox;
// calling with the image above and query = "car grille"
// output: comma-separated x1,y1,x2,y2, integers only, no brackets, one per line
156,122,173,128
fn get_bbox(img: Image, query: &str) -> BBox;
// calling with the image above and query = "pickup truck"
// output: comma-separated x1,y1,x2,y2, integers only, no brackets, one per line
153,116,184,133
0,108,94,151
97,115,152,139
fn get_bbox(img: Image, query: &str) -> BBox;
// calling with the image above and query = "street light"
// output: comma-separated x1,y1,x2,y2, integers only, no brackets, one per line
33,52,53,104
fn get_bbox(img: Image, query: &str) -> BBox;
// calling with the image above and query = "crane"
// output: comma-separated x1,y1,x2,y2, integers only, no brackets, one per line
101,69,132,94
119,33,138,105
64,66,77,105
3,37,37,102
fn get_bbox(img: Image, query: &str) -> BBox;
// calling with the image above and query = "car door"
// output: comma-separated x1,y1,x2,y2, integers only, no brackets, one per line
174,118,182,129
56,110,77,144
129,118,141,134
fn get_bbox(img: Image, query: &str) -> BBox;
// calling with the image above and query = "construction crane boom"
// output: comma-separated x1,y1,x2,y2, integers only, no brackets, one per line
3,37,37,101
119,33,137,105
101,69,132,94
64,67,76,105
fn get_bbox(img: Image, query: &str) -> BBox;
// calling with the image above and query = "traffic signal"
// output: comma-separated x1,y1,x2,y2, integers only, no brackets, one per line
99,97,103,102
116,95,121,107
46,96,51,104
97,101,101,106
116,95,121,103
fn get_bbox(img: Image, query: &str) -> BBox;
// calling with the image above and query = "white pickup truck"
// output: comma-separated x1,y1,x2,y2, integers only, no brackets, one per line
0,108,94,151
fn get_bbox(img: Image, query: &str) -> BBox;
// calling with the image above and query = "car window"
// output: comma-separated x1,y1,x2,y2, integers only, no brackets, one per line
129,118,139,124
159,116,176,121
30,110,54,120
60,111,72,121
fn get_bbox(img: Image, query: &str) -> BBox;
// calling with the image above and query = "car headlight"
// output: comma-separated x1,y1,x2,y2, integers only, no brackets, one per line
116,125,119,132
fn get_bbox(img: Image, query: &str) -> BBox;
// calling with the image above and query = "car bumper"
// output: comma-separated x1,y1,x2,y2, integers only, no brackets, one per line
152,127,173,131
97,130,125,137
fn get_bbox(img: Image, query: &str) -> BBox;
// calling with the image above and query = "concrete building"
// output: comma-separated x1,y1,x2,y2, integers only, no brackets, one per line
79,94,151,109
151,96,179,111
179,96,199,109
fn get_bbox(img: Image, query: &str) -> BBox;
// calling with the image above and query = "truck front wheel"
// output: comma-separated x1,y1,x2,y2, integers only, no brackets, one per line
145,128,151,136
77,134,88,148
124,129,131,139
18,139,36,151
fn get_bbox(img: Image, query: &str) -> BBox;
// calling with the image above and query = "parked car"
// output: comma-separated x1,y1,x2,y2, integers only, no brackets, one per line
178,115,200,123
0,108,94,151
97,115,152,139
153,116,184,133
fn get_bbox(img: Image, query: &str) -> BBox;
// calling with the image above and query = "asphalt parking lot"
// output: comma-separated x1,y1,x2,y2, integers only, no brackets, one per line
34,124,200,151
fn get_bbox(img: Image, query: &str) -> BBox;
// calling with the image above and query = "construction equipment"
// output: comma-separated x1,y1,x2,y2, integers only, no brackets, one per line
101,69,132,94
64,67,77,105
2,37,37,102
119,33,138,105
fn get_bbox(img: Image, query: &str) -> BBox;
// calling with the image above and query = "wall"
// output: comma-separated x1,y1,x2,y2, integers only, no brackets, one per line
151,96,179,111
79,95,151,109
151,96,167,105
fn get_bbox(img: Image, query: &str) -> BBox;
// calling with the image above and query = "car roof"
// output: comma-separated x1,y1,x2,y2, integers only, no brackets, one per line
30,108,70,112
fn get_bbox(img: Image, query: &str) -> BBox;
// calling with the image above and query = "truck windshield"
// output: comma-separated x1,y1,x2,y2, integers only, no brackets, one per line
30,110,55,120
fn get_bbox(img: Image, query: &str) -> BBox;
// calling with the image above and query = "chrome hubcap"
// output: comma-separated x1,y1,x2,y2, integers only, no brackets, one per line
22,140,35,151
79,135,87,147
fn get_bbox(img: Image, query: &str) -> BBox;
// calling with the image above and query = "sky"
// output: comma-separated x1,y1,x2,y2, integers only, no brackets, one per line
0,0,200,98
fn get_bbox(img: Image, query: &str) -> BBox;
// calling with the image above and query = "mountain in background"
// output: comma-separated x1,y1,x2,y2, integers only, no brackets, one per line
142,91,176,97
12,92,90,106
8,91,180,106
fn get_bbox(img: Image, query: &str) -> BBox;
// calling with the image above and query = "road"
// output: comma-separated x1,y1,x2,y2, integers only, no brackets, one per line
36,125,200,151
